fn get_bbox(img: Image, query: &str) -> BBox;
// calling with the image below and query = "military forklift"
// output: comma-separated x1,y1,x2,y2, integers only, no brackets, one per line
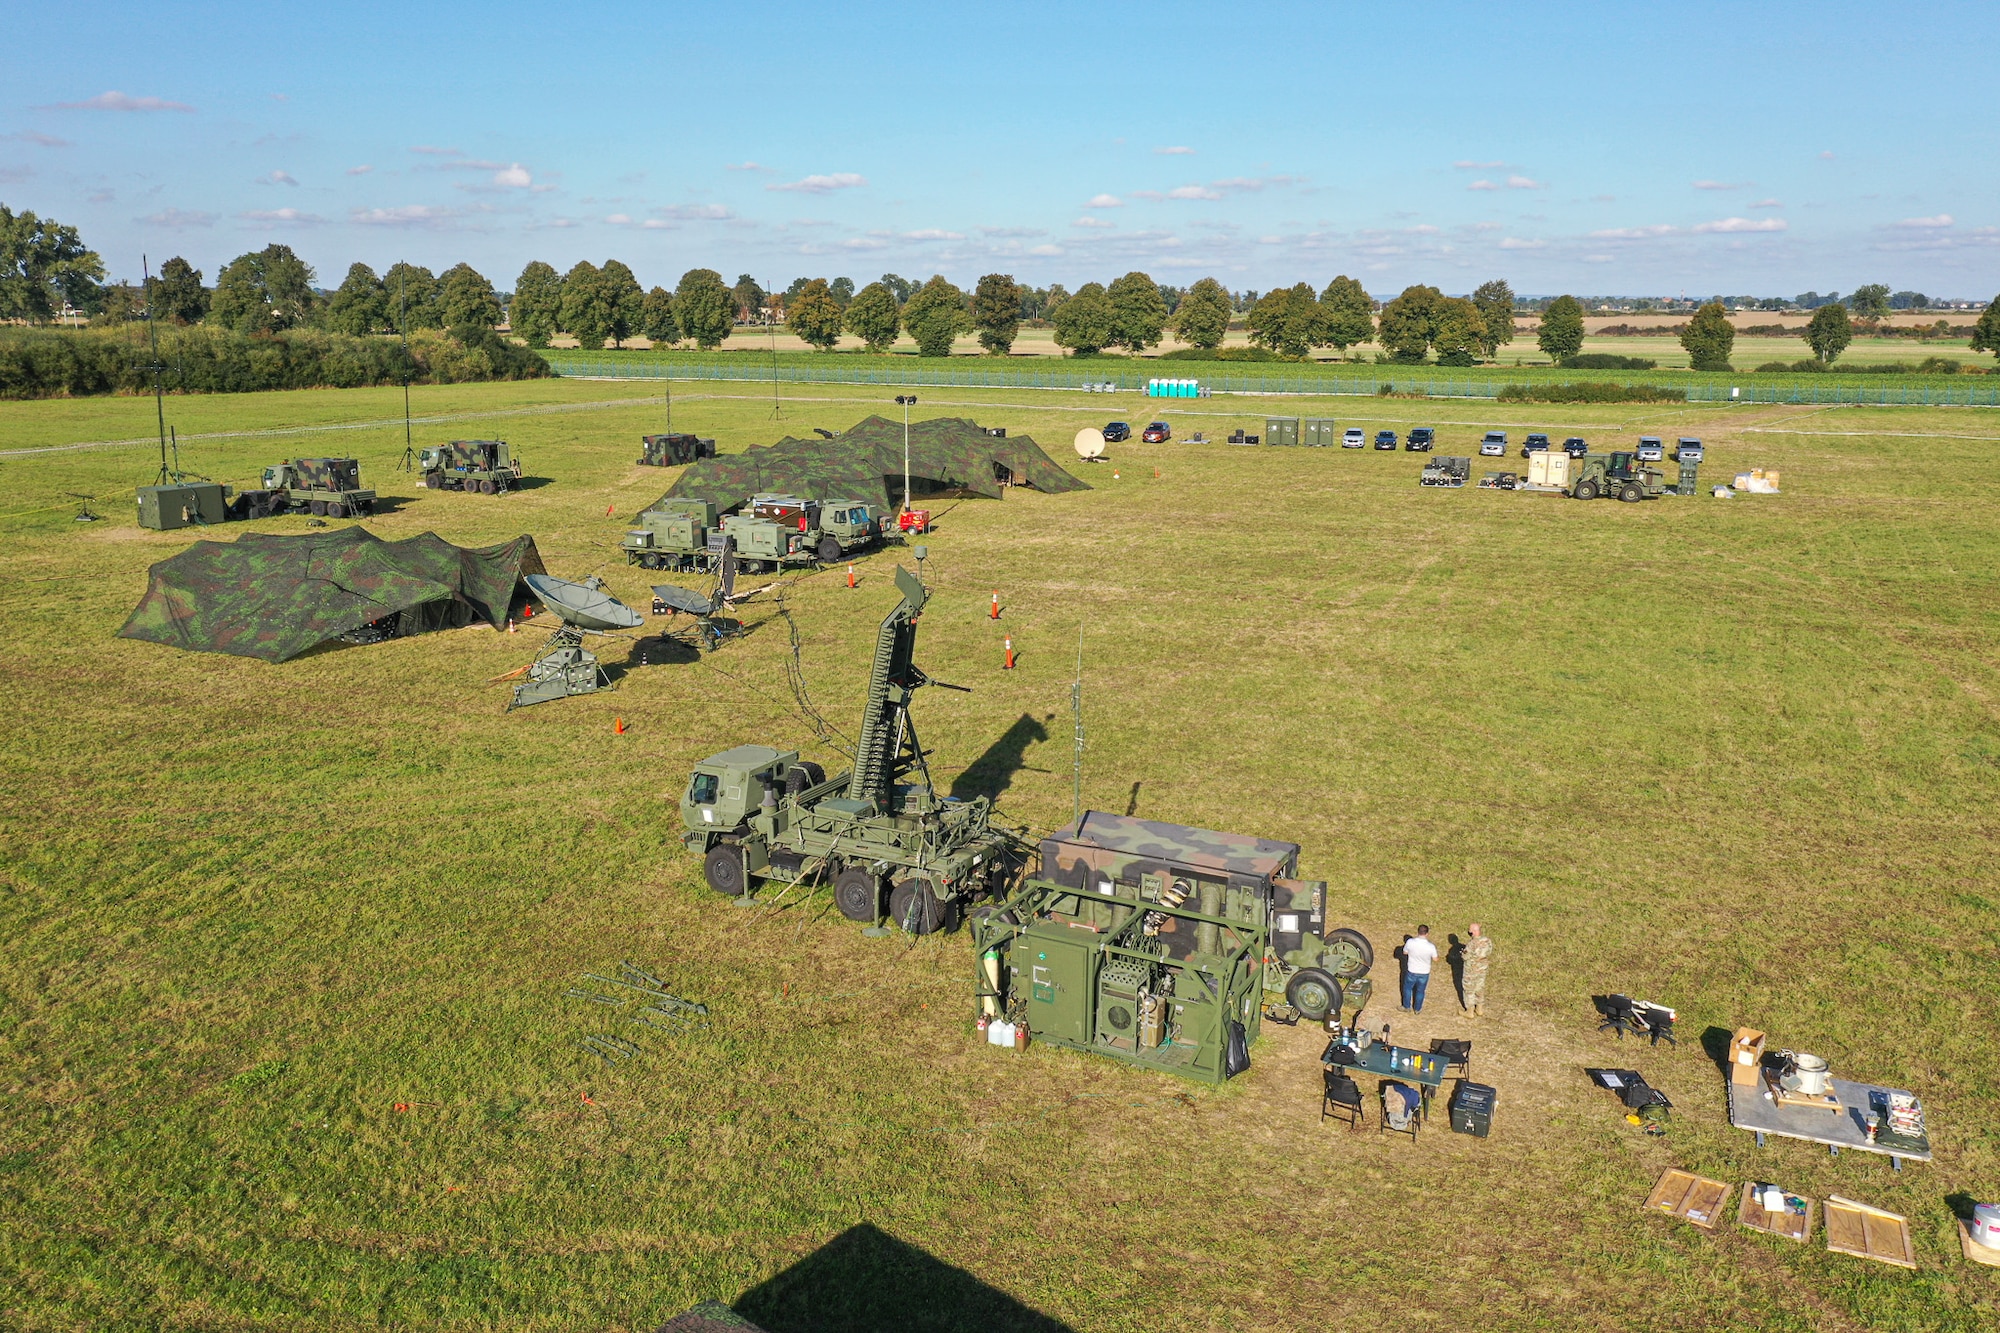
971,814,1375,1084
679,565,1021,933
1565,450,1667,502
418,439,523,494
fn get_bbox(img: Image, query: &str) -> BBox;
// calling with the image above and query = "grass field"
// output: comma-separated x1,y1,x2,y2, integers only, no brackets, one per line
3,379,1999,1330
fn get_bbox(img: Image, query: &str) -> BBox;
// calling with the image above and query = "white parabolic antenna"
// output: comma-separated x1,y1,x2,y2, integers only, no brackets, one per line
1073,427,1107,460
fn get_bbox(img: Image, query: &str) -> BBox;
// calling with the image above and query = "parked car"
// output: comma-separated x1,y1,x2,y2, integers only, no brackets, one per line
1479,431,1508,457
1635,435,1665,462
1406,428,1435,452
1342,428,1366,448
1374,430,1399,450
1562,436,1589,457
1103,422,1132,443
1523,432,1552,457
1674,437,1704,462
1141,422,1171,443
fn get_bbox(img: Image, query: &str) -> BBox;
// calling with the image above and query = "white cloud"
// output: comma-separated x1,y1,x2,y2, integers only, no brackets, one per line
346,164,373,176
409,145,462,156
1027,244,1062,255
1892,213,1953,229
1505,175,1543,189
770,172,866,194
1154,146,1195,155
655,203,732,220
1749,198,1781,208
1453,159,1505,169
1407,224,1442,235
239,208,320,224
1468,221,1503,232
1692,216,1787,233
1072,216,1115,228
1692,180,1747,190
350,205,457,227
1084,193,1122,208
1467,180,1499,191
839,236,889,250
977,226,1044,238
263,170,298,186
902,228,964,240
1498,237,1544,249
642,219,670,229
606,213,632,224
3,131,70,147
1168,185,1222,200
725,161,771,172
492,163,532,188
51,91,194,112
138,207,216,227
1590,224,1677,239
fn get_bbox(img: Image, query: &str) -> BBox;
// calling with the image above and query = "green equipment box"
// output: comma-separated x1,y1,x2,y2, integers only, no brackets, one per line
1265,417,1301,447
137,482,228,531
1302,418,1338,448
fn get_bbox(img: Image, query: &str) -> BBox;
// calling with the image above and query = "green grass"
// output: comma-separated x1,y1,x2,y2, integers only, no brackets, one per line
3,380,1999,1330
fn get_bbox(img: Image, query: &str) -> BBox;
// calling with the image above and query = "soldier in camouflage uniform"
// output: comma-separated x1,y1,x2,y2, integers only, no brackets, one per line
1462,921,1494,1017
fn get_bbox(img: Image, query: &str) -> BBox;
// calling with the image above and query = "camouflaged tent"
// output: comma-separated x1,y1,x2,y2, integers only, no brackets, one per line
655,415,1088,513
118,528,546,662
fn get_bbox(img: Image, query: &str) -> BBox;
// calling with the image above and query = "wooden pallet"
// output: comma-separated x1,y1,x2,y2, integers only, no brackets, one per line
1644,1168,1731,1230
1959,1219,2000,1268
1824,1195,1917,1269
1764,1069,1842,1112
1737,1183,1814,1242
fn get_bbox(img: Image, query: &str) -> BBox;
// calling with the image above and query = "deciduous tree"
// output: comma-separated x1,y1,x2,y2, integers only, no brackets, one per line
674,268,734,349
641,286,678,346
843,281,901,352
382,262,441,330
154,256,208,325
1471,278,1516,359
1537,294,1585,364
1969,294,2000,361
1106,270,1169,352
1053,282,1114,355
1246,284,1324,358
1847,283,1892,323
972,273,1024,354
1432,297,1487,367
1804,301,1852,364
1318,275,1375,352
732,273,765,323
326,262,389,335
1679,300,1735,371
829,276,854,308
559,260,608,349
1171,277,1233,350
787,277,845,351
1375,284,1446,362
510,261,562,347
438,262,502,332
878,273,913,305
903,275,969,357
210,244,318,333
0,204,103,323
597,259,644,347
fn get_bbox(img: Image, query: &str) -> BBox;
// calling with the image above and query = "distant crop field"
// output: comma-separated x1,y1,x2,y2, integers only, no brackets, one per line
3,380,1998,1330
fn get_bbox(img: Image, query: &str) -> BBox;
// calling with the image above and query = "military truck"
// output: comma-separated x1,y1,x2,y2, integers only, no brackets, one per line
638,433,717,467
970,814,1376,1083
236,458,376,518
680,566,1020,932
1566,451,1667,502
752,493,884,562
624,498,721,571
418,439,522,493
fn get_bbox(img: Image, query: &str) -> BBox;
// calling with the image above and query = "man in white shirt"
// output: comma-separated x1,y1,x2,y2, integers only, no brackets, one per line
1401,925,1438,1013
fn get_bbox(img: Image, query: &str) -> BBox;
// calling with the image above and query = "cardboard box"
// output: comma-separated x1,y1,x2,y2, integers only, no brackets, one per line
1729,1027,1766,1086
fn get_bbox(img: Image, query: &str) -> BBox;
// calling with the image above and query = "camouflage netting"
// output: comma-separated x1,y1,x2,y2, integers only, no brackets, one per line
654,415,1089,513
119,528,546,662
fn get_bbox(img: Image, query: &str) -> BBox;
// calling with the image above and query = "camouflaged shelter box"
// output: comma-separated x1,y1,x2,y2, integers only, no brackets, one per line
1039,812,1301,894
136,482,229,531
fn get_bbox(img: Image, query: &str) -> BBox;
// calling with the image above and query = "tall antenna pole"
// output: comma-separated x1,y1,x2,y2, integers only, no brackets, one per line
143,254,170,484
767,279,781,419
398,271,413,467
1072,623,1085,826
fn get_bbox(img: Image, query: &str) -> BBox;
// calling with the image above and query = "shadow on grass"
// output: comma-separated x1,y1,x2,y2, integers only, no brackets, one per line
1699,1025,1734,1076
948,712,1051,803
732,1223,1072,1333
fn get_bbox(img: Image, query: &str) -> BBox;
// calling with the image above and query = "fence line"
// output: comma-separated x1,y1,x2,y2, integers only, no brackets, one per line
546,358,2000,407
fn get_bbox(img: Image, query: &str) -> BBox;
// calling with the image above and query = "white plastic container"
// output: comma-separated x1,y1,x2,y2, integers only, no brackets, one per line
1973,1203,2000,1248
987,1020,1016,1048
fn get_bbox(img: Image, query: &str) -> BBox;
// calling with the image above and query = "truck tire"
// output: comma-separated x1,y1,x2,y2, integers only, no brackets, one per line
1572,480,1598,501
426,474,442,489
325,501,345,519
1286,967,1342,1023
792,760,826,789
1619,482,1643,503
817,536,841,563
310,500,327,516
704,845,748,897
1320,927,1375,979
479,479,496,495
833,867,881,922
889,878,950,935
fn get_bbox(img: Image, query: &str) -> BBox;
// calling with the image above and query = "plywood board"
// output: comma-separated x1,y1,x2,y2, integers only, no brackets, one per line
1824,1195,1917,1269
1643,1169,1731,1230
1737,1183,1813,1243
1959,1219,2000,1268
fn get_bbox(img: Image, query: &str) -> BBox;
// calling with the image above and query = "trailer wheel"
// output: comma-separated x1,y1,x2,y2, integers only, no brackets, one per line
325,501,345,520
310,500,326,516
704,845,748,897
1572,480,1598,501
1286,967,1341,1023
889,878,949,935
833,867,881,922
1619,482,1643,503
1320,927,1375,979
817,536,841,563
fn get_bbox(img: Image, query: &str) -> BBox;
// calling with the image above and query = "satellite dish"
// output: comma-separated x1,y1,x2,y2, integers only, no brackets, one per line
1073,427,1107,461
650,583,721,618
525,574,644,631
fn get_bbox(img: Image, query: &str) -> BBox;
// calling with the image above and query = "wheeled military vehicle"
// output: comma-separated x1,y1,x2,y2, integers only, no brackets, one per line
624,498,720,571
418,439,522,493
680,565,1020,932
638,433,717,467
237,458,377,518
1566,451,1667,501
971,814,1375,1083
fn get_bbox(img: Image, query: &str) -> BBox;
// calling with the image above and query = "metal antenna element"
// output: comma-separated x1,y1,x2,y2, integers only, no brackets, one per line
142,254,172,485
768,281,781,419
1072,623,1085,825
397,271,414,470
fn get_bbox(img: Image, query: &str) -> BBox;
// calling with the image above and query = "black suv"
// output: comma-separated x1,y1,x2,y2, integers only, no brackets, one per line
1102,422,1131,443
1406,428,1435,452
1374,430,1399,450
1562,437,1589,457
1522,432,1552,457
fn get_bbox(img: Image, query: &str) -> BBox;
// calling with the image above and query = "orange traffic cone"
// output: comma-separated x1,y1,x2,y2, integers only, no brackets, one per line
606,504,615,517
990,590,1000,620
1003,636,1014,670
507,617,515,633
614,717,627,734
847,564,856,589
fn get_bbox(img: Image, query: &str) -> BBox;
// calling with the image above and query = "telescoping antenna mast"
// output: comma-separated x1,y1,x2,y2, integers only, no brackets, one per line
397,271,415,470
1072,623,1085,825
143,254,172,485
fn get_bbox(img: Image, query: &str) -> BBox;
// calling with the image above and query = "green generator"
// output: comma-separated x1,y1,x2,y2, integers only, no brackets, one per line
136,482,229,531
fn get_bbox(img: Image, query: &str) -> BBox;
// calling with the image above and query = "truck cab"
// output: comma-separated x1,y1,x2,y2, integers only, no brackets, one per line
817,498,881,557
682,744,802,836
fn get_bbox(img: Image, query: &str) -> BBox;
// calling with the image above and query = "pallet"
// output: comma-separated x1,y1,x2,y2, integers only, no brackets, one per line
1643,1168,1731,1230
1824,1195,1917,1269
1764,1070,1842,1112
1959,1219,2000,1268
1737,1183,1814,1242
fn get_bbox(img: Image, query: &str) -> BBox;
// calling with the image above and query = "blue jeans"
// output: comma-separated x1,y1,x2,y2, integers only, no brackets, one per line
1402,971,1430,1012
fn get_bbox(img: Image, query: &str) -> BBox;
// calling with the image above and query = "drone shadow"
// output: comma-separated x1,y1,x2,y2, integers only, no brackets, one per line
950,712,1051,803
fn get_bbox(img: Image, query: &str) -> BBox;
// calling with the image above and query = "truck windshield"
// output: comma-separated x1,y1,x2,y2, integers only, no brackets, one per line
689,772,719,804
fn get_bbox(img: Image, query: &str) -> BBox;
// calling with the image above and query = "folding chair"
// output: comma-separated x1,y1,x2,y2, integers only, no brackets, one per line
1321,1070,1364,1130
1379,1080,1421,1141
1594,994,1640,1039
1430,1037,1473,1079
1632,1001,1678,1048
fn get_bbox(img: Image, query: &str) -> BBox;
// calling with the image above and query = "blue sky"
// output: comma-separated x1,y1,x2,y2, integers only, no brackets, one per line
4,1,1996,297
